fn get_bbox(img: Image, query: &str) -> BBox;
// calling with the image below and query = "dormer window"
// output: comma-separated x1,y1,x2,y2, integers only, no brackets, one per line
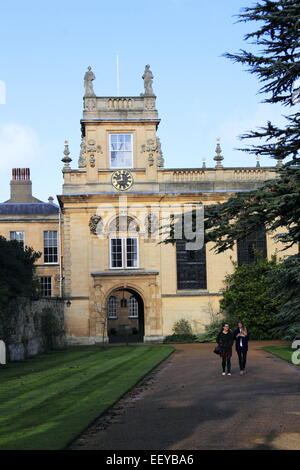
109,134,133,168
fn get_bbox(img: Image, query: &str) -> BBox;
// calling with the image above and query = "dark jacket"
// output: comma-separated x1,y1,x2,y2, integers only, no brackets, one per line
233,328,250,351
216,331,234,351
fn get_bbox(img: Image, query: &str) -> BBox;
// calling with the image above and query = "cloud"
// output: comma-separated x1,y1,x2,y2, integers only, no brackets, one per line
0,123,41,171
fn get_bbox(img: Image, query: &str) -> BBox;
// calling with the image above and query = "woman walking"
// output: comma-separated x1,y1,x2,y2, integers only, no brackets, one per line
216,323,234,376
233,321,250,375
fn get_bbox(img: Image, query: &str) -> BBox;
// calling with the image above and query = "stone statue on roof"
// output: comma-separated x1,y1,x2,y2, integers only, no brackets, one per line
84,66,96,97
142,64,154,96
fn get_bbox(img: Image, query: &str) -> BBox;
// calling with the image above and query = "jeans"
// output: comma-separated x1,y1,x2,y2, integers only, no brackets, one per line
237,349,247,370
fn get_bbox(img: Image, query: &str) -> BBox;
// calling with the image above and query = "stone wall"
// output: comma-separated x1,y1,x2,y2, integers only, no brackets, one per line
0,297,65,361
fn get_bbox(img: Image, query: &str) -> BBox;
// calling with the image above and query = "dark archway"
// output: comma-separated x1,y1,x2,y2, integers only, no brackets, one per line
107,287,144,343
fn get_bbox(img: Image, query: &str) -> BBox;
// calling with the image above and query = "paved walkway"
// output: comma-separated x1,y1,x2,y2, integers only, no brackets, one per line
69,342,300,450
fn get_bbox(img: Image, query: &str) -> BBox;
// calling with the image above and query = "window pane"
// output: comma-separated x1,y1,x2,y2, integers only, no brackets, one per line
111,151,118,166
126,238,138,268
10,231,24,249
176,240,207,289
108,296,117,318
44,231,58,263
40,277,52,297
110,134,132,168
111,238,122,267
237,227,267,265
128,296,138,318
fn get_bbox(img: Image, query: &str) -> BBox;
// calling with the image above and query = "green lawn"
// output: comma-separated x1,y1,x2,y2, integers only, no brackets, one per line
0,345,174,450
262,344,300,365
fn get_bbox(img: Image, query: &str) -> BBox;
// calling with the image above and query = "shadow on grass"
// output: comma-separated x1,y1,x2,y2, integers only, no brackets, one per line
0,345,174,450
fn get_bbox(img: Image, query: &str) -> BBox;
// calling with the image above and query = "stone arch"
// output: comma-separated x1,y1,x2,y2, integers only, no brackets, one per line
105,282,147,307
104,214,141,234
105,284,146,343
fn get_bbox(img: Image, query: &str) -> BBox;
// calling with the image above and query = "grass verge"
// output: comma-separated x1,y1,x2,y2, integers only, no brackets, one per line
262,345,300,366
0,345,174,450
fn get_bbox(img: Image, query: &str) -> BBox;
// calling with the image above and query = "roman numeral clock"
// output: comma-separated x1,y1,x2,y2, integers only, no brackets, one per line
111,169,133,191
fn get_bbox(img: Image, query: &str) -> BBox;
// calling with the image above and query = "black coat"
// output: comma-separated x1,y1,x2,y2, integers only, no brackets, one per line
216,331,234,351
233,328,250,351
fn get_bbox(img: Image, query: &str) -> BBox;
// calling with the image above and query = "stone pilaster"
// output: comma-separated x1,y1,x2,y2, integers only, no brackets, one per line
62,213,72,297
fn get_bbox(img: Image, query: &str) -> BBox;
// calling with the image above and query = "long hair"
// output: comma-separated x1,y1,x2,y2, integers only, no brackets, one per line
237,321,248,336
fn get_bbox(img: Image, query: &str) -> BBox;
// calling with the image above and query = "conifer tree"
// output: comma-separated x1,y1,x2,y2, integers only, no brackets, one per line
204,0,300,253
0,236,41,307
204,0,300,339
164,1,300,339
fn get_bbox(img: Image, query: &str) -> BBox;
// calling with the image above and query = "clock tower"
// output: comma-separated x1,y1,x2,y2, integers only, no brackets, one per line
57,65,287,346
62,64,163,197
59,65,166,344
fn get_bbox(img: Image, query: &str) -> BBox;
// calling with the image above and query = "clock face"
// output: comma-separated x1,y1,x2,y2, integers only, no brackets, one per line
111,169,133,191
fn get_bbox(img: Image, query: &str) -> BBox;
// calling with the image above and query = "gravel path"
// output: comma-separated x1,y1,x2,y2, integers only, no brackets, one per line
69,341,300,450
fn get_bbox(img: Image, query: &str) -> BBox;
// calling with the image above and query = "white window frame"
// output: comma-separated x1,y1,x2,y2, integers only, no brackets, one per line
10,231,25,249
128,296,139,318
109,133,133,169
43,230,58,264
109,237,123,268
109,237,139,269
108,296,117,319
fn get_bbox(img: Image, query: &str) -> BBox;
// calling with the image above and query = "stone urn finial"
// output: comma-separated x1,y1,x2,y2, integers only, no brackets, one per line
214,138,224,169
62,140,72,170
275,137,284,167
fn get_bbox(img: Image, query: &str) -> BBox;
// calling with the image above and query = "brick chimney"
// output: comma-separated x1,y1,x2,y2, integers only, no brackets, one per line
5,168,42,203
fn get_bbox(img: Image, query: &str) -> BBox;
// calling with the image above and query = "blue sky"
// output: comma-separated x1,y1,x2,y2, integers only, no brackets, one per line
0,0,286,203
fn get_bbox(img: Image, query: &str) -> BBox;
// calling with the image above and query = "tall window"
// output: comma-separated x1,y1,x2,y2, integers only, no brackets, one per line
44,231,58,263
126,238,138,268
110,237,138,268
109,134,133,168
111,239,123,268
108,296,117,319
128,296,139,318
237,227,267,265
176,240,207,290
40,277,52,297
10,231,24,249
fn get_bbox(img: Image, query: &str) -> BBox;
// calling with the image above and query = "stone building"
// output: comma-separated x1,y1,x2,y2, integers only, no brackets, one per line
0,66,295,343
0,168,61,297
57,65,297,344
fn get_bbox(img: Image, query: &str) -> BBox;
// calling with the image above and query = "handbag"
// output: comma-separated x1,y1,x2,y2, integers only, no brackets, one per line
213,345,222,355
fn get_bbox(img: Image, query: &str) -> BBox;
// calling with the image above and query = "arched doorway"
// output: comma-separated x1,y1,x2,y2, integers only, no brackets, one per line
107,287,144,343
